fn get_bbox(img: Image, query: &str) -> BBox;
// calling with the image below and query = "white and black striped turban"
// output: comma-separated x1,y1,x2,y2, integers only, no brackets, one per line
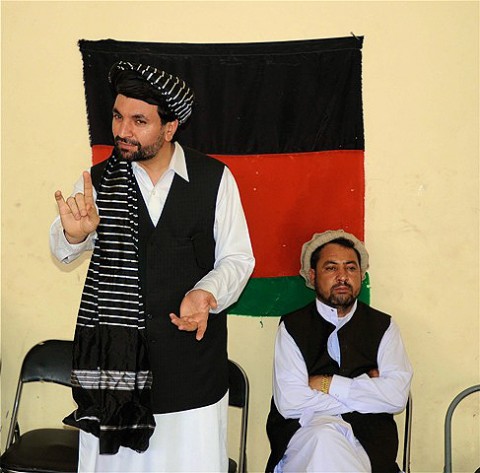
109,61,195,125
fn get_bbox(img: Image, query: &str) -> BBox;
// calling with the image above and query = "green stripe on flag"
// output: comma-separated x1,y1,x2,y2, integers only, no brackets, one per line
228,274,370,316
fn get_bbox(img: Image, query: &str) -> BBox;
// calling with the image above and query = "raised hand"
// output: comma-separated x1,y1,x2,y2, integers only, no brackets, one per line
169,289,218,341
54,171,100,244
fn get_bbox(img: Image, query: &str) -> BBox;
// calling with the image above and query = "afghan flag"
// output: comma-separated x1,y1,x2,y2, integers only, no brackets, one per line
78,37,368,316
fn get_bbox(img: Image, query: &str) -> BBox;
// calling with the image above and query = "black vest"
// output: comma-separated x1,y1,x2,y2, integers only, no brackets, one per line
266,301,400,473
91,147,228,414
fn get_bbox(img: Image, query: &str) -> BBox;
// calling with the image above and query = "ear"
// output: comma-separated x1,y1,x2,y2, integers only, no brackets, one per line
308,268,316,287
165,120,179,142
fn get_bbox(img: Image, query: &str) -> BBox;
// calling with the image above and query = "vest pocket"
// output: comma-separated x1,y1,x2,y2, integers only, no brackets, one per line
191,232,215,269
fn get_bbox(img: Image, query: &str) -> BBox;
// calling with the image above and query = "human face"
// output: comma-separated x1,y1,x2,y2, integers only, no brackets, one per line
309,243,362,317
112,94,176,162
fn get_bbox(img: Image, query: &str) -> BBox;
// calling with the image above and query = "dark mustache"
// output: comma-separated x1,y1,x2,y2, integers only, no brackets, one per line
114,136,141,147
333,282,352,289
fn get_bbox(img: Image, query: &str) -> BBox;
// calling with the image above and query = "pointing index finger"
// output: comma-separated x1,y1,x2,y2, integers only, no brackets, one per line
83,171,94,203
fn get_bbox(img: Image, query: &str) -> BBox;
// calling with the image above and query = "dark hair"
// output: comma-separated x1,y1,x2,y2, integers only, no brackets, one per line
111,70,177,125
310,237,361,270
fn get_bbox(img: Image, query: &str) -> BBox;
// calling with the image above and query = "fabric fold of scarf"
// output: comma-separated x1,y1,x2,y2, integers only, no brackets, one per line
64,154,156,454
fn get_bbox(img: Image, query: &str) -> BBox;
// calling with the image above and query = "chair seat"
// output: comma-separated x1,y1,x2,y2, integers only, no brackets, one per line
228,457,237,473
0,428,79,473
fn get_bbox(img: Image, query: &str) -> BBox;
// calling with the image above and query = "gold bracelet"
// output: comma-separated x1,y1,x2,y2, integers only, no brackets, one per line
320,376,330,394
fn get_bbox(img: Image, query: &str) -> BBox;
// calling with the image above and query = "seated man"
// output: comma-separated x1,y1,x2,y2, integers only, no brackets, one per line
266,230,413,473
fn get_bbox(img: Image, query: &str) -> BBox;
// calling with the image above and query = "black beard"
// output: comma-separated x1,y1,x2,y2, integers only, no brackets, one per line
114,143,154,162
315,282,359,312
113,136,163,162
321,292,356,310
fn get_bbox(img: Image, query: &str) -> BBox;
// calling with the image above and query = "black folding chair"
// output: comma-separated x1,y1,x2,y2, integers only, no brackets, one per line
0,342,250,473
0,340,79,473
228,359,250,473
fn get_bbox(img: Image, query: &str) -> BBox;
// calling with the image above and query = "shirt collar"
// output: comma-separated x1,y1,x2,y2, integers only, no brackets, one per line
315,298,358,328
169,142,189,182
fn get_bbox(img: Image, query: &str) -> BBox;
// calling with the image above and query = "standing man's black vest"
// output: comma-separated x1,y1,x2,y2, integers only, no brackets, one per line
92,147,228,414
266,301,400,473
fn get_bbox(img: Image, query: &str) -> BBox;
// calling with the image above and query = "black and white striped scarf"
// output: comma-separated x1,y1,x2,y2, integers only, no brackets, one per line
64,154,155,454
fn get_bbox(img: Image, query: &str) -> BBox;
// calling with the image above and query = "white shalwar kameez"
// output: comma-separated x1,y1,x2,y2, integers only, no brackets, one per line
50,143,255,472
272,299,413,473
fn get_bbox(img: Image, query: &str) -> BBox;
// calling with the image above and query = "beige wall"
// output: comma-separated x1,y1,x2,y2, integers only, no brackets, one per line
2,1,479,471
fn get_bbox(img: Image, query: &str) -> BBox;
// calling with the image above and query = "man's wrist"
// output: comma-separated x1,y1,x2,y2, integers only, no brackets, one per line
64,230,88,245
319,375,332,394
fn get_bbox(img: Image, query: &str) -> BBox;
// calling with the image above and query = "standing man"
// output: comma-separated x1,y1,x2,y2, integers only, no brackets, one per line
51,61,254,472
266,230,412,473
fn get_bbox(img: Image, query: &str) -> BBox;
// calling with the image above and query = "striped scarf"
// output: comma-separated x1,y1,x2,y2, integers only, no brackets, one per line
63,154,155,454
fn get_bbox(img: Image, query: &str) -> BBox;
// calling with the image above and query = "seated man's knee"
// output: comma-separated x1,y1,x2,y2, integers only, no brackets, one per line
299,423,346,451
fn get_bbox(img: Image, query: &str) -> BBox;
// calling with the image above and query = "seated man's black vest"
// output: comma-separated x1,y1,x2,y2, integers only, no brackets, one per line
266,301,399,473
91,146,228,414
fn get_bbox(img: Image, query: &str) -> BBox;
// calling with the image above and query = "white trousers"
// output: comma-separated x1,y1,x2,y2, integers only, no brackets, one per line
78,393,228,472
275,415,371,473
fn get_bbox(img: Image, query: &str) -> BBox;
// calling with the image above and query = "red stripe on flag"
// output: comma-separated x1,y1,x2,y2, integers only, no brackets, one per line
92,145,113,165
213,151,364,278
91,146,364,279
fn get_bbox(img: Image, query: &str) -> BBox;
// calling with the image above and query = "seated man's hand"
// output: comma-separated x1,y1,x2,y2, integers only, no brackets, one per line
169,289,218,341
368,368,380,378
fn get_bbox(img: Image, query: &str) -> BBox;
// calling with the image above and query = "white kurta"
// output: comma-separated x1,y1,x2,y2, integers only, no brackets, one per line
50,143,255,472
79,393,229,472
272,299,413,473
